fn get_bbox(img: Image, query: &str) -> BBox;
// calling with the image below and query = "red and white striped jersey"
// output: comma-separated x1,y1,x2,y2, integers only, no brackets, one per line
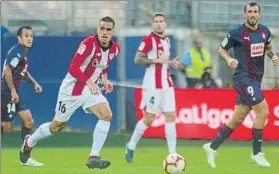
137,32,173,89
59,35,120,96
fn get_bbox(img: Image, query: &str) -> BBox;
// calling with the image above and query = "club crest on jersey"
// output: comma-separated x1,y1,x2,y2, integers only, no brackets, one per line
92,59,99,67
158,50,163,56
109,53,114,60
251,43,264,57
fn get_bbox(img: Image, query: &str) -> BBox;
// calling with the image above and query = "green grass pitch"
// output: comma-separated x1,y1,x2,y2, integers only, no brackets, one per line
1,131,278,174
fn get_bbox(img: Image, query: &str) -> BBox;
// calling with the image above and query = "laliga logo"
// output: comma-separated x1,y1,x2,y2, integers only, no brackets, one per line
242,110,268,129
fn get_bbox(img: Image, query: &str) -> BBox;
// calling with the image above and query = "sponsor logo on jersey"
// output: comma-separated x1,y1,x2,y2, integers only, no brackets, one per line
251,43,264,57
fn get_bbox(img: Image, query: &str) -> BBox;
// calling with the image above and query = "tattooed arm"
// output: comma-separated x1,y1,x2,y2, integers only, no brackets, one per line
24,71,38,84
3,66,16,92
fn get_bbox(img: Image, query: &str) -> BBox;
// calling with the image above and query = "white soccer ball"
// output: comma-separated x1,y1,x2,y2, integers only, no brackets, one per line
163,153,186,174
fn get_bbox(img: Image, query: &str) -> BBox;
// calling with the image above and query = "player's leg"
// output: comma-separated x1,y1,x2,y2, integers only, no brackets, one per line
1,93,15,133
247,84,271,167
19,93,81,166
162,88,177,154
203,101,250,168
125,89,161,163
82,94,112,169
17,108,34,143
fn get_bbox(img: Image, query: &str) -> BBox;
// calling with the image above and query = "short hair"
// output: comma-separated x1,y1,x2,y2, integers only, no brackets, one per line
244,1,261,13
17,26,32,36
99,16,115,28
153,13,165,22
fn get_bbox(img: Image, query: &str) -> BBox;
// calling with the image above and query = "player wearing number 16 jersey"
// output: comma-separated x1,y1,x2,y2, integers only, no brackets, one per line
20,16,120,169
1,26,43,144
203,2,279,168
125,13,186,163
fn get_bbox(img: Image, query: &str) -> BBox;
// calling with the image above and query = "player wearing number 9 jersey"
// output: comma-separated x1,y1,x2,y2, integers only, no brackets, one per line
1,26,43,143
20,16,120,169
203,2,279,169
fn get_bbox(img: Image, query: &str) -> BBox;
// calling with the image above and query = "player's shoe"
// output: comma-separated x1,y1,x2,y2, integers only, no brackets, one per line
125,143,134,163
19,135,44,167
86,156,111,169
203,143,217,168
251,152,271,168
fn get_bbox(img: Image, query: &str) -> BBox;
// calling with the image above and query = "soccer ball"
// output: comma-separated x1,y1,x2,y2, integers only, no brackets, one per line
163,153,186,174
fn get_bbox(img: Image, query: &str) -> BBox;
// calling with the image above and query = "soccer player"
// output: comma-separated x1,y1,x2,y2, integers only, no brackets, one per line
1,26,42,141
125,13,186,163
19,16,120,169
203,2,279,168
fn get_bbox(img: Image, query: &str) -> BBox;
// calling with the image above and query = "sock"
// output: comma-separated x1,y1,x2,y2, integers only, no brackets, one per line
90,120,110,157
252,128,263,155
165,122,177,154
27,122,52,147
21,127,32,143
128,119,148,151
210,124,233,150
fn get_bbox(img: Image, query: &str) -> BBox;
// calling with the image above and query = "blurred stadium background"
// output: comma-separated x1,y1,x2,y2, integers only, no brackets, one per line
1,1,279,174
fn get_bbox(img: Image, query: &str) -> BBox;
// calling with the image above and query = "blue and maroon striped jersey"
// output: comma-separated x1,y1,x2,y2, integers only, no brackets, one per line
221,24,272,84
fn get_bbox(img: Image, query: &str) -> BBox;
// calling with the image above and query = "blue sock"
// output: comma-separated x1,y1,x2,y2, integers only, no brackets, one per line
210,124,233,150
21,127,32,143
252,128,263,155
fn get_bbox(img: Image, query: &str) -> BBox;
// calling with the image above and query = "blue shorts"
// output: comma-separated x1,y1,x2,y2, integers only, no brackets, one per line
1,90,28,122
233,81,264,107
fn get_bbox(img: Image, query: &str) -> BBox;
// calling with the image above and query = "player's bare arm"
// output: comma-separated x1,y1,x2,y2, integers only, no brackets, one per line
265,44,279,66
134,52,169,65
3,66,16,92
3,66,19,103
218,47,238,69
169,57,186,72
24,72,43,93
101,73,113,93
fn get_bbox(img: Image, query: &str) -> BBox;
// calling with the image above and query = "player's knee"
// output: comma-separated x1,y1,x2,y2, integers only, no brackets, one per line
143,113,155,126
49,122,65,134
257,108,269,119
23,118,34,129
164,112,175,123
99,110,112,122
2,123,13,133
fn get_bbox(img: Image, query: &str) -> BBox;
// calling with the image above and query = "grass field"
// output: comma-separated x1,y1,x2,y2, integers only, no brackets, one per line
1,131,278,174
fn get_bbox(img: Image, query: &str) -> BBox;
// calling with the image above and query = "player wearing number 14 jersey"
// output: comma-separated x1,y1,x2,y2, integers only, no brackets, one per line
20,16,120,169
1,26,43,144
203,2,279,168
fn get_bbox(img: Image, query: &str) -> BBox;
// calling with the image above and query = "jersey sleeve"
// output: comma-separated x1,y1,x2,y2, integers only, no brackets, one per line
221,29,237,51
266,28,272,45
5,50,23,70
69,37,93,83
137,36,152,56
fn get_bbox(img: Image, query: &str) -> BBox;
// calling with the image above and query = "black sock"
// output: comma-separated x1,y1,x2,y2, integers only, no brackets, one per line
210,124,233,150
252,128,263,155
21,127,32,143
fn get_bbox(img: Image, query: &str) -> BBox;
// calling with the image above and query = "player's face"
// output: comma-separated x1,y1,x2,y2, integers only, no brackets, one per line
97,21,114,45
18,29,33,48
244,5,260,27
152,16,166,35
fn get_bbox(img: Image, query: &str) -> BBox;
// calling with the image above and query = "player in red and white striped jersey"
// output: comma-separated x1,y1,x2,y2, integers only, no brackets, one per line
125,13,187,163
20,16,119,169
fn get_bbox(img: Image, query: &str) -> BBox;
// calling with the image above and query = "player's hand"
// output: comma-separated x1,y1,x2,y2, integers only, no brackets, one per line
102,80,113,94
154,54,169,64
272,55,279,66
227,58,239,69
34,83,43,93
11,90,19,104
169,56,180,69
86,80,100,94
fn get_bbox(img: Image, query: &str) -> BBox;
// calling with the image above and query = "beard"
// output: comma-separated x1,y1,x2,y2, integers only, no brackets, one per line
247,19,258,26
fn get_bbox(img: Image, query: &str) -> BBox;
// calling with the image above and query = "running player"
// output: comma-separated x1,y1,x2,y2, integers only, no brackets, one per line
125,13,186,163
19,16,120,169
1,26,42,142
203,1,279,168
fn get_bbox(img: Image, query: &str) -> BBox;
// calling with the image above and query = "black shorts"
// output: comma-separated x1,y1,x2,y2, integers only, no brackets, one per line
1,90,28,122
